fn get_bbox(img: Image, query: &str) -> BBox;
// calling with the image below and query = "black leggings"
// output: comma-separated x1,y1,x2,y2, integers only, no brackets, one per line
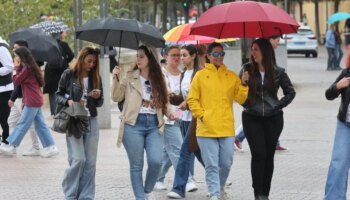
0,91,12,144
242,111,284,197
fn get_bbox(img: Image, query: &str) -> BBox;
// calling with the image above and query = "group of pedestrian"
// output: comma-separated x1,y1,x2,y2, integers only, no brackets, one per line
110,37,295,200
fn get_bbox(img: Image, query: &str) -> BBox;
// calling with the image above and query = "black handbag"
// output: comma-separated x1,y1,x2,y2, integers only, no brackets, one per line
52,108,70,133
52,71,73,133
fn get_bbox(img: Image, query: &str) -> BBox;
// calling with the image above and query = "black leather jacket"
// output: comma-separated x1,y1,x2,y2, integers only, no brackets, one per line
325,69,350,122
55,69,103,117
241,63,296,116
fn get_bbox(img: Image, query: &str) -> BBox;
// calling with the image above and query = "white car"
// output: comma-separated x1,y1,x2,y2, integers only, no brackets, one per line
281,25,318,58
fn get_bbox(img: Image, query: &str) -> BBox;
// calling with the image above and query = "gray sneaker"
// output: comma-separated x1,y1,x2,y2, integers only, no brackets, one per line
22,147,40,156
41,145,59,158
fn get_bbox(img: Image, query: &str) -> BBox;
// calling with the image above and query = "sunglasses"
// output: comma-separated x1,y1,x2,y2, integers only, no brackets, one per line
210,51,225,57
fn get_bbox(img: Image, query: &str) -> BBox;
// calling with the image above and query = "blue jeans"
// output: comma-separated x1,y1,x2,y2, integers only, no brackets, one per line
123,114,163,200
335,44,343,68
235,124,245,142
7,106,55,148
157,122,183,182
326,47,336,70
197,137,235,197
324,120,350,200
62,117,99,200
171,121,204,197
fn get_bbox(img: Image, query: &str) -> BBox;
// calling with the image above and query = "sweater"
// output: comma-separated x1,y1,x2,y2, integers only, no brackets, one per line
13,64,43,107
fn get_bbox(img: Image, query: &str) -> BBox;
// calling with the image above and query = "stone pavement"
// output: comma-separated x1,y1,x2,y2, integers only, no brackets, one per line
0,47,349,200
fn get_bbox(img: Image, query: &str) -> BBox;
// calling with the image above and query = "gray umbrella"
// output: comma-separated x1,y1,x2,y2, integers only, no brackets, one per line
75,17,165,49
9,28,62,64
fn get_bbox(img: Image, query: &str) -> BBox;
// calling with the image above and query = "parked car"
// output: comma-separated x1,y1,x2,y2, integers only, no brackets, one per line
280,25,318,58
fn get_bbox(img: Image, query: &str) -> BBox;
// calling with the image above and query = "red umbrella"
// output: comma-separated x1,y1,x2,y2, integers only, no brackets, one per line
191,1,299,38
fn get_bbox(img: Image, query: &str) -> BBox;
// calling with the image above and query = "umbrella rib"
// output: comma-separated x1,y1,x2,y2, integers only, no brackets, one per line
258,21,264,37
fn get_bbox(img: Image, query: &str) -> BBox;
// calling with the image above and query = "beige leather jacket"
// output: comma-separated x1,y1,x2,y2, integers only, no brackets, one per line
112,69,172,147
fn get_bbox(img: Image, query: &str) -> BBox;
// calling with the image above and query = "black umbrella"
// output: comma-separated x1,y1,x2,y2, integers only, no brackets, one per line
9,28,62,64
75,17,165,49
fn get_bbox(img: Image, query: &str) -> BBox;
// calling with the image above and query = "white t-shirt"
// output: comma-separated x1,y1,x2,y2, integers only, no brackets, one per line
181,69,194,121
82,77,90,116
346,104,350,123
163,69,182,124
260,71,265,84
139,76,156,114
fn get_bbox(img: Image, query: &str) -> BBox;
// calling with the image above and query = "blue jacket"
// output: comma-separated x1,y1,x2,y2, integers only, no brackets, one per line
325,29,336,48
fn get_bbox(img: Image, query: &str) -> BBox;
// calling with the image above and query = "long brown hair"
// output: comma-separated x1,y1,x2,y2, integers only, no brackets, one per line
70,46,101,89
248,38,277,105
136,45,168,112
14,47,44,87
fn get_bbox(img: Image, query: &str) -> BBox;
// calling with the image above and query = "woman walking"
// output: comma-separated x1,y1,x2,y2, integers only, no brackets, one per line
0,47,59,157
167,44,204,199
112,45,175,200
57,46,103,200
324,54,350,199
155,45,184,190
241,38,295,200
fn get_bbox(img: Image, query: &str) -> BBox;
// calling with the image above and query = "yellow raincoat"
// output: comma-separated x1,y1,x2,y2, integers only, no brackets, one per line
187,63,248,137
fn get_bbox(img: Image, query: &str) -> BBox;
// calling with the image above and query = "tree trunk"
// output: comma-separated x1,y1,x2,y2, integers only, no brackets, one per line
314,0,321,45
298,0,303,21
172,1,178,27
152,0,157,26
162,0,168,34
334,0,341,32
201,0,207,12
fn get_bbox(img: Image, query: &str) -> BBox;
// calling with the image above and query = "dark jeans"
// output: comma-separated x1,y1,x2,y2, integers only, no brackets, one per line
0,91,12,144
326,47,336,70
171,120,204,197
242,111,284,197
49,92,57,115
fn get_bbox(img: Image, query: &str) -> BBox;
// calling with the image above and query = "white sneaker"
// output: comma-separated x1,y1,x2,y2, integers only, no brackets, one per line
221,190,230,200
209,196,219,200
22,147,40,156
225,180,232,187
145,192,155,200
154,181,167,190
186,179,198,192
0,144,16,156
40,145,59,158
167,191,183,199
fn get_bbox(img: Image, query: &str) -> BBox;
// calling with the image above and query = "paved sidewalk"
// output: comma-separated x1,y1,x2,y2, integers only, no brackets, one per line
0,47,349,200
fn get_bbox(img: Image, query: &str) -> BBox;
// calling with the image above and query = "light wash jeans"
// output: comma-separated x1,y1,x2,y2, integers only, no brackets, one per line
123,114,163,200
157,122,183,182
8,98,40,149
7,106,55,148
324,120,350,200
197,136,235,198
62,117,99,200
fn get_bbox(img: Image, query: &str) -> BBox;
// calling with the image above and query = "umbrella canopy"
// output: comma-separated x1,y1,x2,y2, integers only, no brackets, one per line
30,20,69,35
164,23,216,44
9,28,62,64
75,17,165,49
327,12,350,24
191,1,299,38
164,23,236,44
